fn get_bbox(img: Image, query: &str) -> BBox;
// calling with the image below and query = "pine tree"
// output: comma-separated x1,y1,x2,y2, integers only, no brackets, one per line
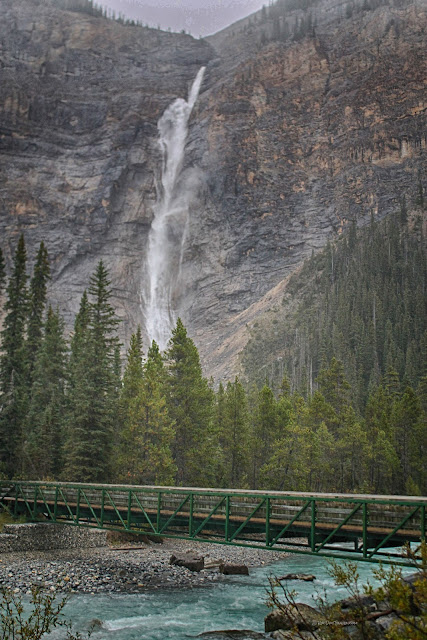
62,291,93,481
0,235,28,477
25,307,68,479
0,247,5,299
316,357,351,420
214,382,227,485
250,384,278,489
63,262,120,482
120,327,144,408
26,242,50,382
220,377,250,488
123,340,175,485
390,386,422,494
167,318,214,486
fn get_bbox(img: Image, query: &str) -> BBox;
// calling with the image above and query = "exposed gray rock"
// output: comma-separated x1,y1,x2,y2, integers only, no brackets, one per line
0,0,425,381
169,552,205,572
219,563,249,576
265,604,325,633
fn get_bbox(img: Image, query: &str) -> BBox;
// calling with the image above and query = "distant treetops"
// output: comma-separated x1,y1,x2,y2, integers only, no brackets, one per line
0,221,425,494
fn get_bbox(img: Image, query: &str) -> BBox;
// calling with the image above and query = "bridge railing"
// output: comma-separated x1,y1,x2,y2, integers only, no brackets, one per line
1,481,425,565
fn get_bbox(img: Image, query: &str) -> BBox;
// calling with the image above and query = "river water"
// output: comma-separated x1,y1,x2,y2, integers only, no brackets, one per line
55,554,394,640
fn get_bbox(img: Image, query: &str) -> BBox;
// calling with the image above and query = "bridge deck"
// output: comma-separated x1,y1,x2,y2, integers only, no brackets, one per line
1,482,425,566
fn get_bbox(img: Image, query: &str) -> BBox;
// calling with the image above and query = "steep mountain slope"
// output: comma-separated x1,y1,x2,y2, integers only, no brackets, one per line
0,0,426,378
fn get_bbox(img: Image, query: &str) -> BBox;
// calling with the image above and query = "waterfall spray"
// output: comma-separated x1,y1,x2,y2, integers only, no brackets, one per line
143,67,206,350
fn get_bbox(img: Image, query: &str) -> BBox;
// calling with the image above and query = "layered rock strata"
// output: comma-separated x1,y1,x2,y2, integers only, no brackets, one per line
0,0,425,379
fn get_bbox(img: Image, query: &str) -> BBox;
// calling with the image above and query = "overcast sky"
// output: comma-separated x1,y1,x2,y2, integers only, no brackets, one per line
99,0,269,37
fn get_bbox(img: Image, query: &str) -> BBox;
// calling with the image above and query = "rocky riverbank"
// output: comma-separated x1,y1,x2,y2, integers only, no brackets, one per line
0,539,287,595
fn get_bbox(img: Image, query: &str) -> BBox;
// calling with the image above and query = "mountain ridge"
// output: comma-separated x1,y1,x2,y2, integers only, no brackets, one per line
0,0,425,379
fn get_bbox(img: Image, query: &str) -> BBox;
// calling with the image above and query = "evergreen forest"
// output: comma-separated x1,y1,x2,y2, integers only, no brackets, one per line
0,204,425,496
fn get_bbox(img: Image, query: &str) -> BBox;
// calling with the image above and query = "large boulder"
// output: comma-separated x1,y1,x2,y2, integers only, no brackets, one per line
265,604,325,633
169,553,204,572
219,563,249,576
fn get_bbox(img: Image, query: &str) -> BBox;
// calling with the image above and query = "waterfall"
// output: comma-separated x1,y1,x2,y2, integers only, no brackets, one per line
143,67,206,350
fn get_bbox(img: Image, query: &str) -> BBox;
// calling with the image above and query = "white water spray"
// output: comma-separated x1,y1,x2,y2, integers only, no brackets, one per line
143,67,206,350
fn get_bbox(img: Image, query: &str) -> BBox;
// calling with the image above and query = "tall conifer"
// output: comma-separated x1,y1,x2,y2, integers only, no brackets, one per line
124,340,175,485
0,247,5,299
64,262,120,482
167,318,214,486
26,307,68,479
0,235,28,476
26,242,50,381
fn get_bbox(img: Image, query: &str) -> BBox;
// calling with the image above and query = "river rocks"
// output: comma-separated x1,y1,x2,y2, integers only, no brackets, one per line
265,604,325,633
0,523,107,552
219,563,249,576
0,539,284,594
169,553,205,572
278,574,316,582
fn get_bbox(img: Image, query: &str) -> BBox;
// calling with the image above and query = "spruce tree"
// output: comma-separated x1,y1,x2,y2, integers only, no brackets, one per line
167,318,214,486
26,307,68,479
62,291,93,481
117,327,145,481
0,235,28,477
0,247,5,299
64,262,120,482
120,326,144,408
26,242,50,381
250,384,278,489
220,377,250,488
123,340,176,485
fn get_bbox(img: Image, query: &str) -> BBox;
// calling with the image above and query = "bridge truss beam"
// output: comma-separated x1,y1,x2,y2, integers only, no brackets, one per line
0,482,425,566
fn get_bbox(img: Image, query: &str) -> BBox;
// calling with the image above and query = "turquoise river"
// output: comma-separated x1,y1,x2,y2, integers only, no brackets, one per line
48,553,409,640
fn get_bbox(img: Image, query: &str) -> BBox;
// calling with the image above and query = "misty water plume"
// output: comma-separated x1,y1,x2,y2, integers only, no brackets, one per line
143,67,206,351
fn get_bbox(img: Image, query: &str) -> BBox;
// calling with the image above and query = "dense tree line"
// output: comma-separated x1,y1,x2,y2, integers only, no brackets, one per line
254,0,413,47
0,219,425,495
244,206,426,406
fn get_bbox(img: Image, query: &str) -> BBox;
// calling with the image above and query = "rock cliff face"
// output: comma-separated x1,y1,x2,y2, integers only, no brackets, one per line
0,0,426,379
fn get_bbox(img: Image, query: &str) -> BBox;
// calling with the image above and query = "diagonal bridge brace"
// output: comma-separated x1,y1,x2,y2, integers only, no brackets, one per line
268,500,311,547
104,491,128,530
229,497,267,542
14,484,36,519
57,488,79,524
36,487,57,522
368,506,421,558
191,496,227,538
78,489,103,528
315,503,362,552
158,495,190,534
129,491,157,534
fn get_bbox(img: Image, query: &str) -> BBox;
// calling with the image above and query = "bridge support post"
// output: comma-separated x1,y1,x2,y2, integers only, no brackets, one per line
189,494,194,537
225,496,230,542
157,492,162,534
76,488,81,523
421,505,426,543
127,490,132,531
310,500,316,552
32,486,38,520
265,497,270,547
362,502,368,558
54,486,58,521
13,484,18,517
100,489,105,527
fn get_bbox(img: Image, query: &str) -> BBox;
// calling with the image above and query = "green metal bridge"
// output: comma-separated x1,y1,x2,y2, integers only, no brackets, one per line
1,482,425,566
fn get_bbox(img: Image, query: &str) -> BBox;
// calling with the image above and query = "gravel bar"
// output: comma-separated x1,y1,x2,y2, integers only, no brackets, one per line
0,539,289,594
